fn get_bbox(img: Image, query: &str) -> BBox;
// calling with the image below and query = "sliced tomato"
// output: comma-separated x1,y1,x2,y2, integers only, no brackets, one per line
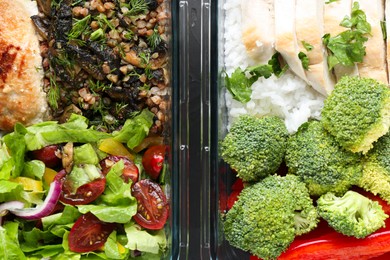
69,212,115,253
31,145,61,168
100,155,139,184
132,179,169,230
142,145,166,180
54,169,106,205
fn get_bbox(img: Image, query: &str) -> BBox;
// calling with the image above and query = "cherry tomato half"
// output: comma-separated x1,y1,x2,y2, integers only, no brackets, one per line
142,145,166,180
100,155,139,184
68,212,115,253
31,145,61,168
54,169,106,205
132,179,169,230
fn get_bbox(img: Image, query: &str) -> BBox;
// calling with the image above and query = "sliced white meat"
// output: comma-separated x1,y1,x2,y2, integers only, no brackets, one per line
274,0,307,81
241,0,275,64
386,0,390,82
354,0,388,84
323,0,359,80
295,0,335,95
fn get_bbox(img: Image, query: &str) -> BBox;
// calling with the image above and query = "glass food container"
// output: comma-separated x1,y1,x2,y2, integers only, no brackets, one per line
205,0,390,259
0,0,190,259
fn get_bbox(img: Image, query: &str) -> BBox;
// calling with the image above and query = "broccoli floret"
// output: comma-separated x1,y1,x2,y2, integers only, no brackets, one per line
221,115,289,182
285,120,362,196
359,132,390,204
224,175,318,259
317,191,388,238
321,76,390,154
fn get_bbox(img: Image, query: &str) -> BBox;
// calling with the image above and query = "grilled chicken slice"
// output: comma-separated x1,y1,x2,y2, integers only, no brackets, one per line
354,0,388,84
295,0,335,95
0,0,48,131
241,0,275,64
324,0,359,80
274,0,307,81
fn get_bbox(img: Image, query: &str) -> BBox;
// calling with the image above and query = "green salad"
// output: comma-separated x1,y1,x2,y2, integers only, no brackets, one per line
0,109,169,259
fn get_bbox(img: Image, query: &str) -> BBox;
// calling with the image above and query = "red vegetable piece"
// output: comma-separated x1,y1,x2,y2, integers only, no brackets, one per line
132,179,169,230
69,212,115,253
277,194,390,260
31,145,61,168
231,178,244,191
100,155,139,184
142,145,166,180
55,169,106,205
227,190,240,210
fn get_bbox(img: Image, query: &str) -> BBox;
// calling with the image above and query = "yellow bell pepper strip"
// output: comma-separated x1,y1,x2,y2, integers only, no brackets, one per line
10,177,43,192
98,138,134,160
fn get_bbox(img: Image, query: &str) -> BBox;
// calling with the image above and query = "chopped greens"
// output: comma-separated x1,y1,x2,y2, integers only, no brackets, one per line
381,20,387,40
67,15,91,40
298,52,310,70
122,0,149,17
301,41,313,51
225,53,287,103
148,27,162,50
325,0,339,4
323,2,371,69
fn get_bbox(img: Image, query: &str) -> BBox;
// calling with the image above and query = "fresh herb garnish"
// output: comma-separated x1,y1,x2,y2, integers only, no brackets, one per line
96,13,115,31
139,52,153,79
298,52,310,70
302,41,314,51
325,0,339,4
147,27,162,50
68,15,92,40
48,76,60,110
122,0,149,17
323,2,371,69
90,28,105,42
381,20,387,40
225,53,287,104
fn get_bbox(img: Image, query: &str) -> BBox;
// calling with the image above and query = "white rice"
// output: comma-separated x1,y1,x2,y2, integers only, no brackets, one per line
223,0,325,133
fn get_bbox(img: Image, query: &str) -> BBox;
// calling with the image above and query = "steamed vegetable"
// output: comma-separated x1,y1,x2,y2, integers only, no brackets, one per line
285,120,362,196
317,191,388,238
359,132,390,204
224,175,318,259
221,115,289,182
321,76,390,154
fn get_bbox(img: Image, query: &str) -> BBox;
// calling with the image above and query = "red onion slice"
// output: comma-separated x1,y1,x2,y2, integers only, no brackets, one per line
8,180,62,220
0,201,25,216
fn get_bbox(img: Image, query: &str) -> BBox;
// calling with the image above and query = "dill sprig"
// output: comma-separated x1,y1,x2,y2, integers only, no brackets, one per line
96,14,115,31
122,0,149,17
48,76,60,110
68,15,91,40
88,80,112,93
139,51,153,79
147,27,162,50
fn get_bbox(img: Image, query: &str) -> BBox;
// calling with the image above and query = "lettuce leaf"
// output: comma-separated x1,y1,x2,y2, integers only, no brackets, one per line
0,222,26,260
124,221,166,255
112,109,154,149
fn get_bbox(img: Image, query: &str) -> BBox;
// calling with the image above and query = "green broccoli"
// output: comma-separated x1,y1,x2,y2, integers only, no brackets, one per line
317,191,388,238
359,132,390,204
321,76,390,154
220,115,289,182
285,120,362,196
224,175,318,259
